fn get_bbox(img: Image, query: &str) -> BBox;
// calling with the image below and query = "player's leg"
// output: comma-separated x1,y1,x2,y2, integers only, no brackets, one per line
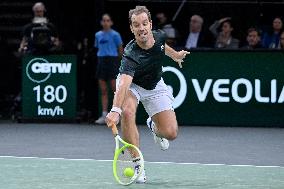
146,108,177,150
121,91,139,148
151,110,178,140
143,78,177,150
95,79,108,124
121,91,146,183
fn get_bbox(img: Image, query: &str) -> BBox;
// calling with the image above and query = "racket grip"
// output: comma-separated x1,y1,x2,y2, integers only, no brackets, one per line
109,123,118,135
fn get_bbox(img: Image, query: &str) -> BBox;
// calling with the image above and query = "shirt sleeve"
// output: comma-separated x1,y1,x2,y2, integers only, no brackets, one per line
209,21,220,37
119,55,137,77
114,33,123,47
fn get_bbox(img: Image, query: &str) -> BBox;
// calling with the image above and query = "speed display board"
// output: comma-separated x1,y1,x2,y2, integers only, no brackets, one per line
22,55,77,120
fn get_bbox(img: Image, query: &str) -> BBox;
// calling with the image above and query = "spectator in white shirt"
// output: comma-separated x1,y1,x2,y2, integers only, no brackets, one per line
185,15,205,49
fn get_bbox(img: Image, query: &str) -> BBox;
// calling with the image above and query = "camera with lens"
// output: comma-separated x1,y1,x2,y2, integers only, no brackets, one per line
30,17,53,52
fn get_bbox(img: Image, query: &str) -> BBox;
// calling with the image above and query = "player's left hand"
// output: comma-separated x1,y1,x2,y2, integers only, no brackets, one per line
174,50,190,68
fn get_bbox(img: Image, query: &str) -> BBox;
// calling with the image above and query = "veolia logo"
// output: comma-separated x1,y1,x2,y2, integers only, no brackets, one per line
163,66,187,109
26,58,72,83
192,78,284,103
162,66,284,106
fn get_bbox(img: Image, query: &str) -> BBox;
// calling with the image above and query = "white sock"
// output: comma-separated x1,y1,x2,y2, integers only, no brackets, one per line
150,120,157,134
151,120,163,138
132,157,142,167
133,157,141,162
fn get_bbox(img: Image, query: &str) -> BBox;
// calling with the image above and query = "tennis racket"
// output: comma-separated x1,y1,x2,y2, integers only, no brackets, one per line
108,123,144,185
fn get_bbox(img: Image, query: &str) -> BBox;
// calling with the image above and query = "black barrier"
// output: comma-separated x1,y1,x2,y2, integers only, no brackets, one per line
136,50,284,126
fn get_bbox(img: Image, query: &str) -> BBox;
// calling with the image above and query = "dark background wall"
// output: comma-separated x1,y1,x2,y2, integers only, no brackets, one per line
0,0,283,120
103,1,284,45
40,0,284,48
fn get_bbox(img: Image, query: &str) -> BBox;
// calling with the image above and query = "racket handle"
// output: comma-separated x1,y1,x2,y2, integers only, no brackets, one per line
109,123,118,135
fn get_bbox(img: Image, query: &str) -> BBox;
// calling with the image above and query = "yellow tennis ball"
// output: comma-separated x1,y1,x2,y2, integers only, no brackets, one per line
123,167,134,177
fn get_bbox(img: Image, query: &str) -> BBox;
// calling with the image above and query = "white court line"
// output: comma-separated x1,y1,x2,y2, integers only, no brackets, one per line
0,155,283,168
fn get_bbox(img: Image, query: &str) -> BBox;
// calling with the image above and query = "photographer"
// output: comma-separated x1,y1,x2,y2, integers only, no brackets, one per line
18,2,61,54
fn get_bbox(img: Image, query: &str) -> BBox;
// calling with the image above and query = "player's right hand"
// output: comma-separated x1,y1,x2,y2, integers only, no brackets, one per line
105,111,120,128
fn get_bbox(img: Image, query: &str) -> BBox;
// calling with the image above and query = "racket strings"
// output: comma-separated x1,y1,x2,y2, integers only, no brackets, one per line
116,146,141,184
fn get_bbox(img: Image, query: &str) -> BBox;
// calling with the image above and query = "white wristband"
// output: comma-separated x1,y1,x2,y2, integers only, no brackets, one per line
111,107,122,116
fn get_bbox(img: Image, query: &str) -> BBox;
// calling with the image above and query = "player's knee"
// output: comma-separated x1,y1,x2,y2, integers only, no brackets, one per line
164,126,178,141
122,108,135,120
166,130,178,141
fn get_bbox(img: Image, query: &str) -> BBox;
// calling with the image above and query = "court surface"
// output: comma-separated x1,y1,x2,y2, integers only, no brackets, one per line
0,123,283,189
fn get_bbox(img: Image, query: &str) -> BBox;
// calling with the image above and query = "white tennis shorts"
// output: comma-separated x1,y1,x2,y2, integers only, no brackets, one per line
116,75,174,117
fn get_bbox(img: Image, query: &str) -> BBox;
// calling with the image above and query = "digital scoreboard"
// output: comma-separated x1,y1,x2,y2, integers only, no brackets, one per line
22,55,77,120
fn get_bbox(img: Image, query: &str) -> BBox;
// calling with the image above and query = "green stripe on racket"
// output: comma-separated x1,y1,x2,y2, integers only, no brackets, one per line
109,123,144,185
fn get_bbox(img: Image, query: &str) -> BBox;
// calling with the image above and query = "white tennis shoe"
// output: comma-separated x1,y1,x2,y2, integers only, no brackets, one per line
146,117,169,151
95,115,106,124
134,165,146,183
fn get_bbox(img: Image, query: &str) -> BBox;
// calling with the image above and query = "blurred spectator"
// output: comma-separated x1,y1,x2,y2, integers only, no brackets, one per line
77,37,94,120
18,2,61,54
185,15,206,49
242,27,263,49
262,17,283,49
94,14,123,125
280,31,284,49
155,12,179,46
209,17,239,49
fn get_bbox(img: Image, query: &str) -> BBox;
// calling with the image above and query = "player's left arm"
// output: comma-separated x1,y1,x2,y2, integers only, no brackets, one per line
165,44,190,68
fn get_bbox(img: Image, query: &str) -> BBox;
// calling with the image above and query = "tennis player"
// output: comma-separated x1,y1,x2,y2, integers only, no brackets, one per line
106,6,190,183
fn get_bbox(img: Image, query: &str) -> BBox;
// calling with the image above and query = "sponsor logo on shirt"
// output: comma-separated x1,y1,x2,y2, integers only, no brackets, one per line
161,45,164,51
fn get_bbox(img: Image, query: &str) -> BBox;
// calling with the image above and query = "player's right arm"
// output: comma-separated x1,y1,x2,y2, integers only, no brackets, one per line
105,74,133,127
106,44,136,127
113,74,133,109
